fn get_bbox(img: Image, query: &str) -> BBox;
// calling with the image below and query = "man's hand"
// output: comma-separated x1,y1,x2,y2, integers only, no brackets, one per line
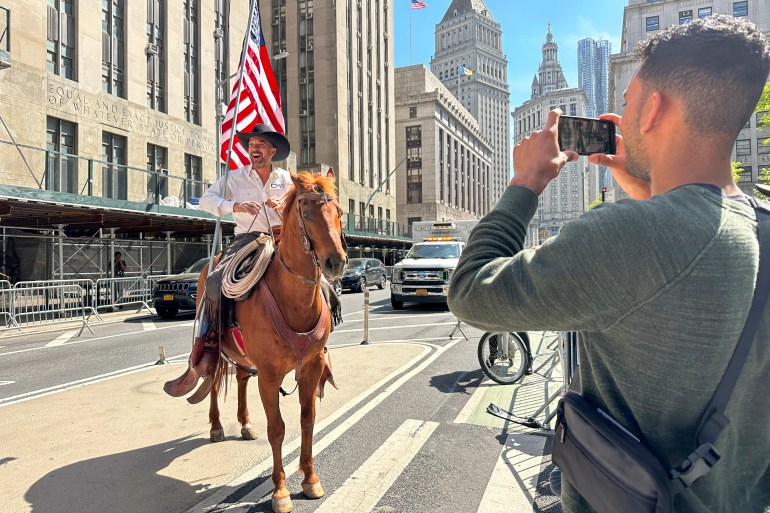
233,201,261,216
264,196,286,210
510,109,578,195
588,114,651,200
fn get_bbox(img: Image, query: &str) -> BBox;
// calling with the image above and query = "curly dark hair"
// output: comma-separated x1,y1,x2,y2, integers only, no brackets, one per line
636,15,770,138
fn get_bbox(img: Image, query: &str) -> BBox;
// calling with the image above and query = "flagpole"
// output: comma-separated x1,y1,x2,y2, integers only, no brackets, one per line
409,2,413,65
207,0,256,274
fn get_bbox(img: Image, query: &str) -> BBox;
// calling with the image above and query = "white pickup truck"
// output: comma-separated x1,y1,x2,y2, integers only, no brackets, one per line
389,220,477,310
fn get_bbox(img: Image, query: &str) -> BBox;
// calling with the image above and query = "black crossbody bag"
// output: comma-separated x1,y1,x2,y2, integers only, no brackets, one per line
552,201,770,513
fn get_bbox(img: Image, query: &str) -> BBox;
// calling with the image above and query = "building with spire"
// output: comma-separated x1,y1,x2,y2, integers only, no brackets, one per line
429,0,510,209
512,26,596,245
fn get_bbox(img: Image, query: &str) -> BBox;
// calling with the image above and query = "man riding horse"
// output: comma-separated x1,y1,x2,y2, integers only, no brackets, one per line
165,124,341,400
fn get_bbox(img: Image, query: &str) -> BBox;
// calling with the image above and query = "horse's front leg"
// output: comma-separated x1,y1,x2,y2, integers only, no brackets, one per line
209,372,224,442
298,351,325,500
236,366,258,440
257,374,291,513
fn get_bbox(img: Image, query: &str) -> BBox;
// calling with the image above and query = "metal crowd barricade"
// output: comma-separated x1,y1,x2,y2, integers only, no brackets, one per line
13,279,102,323
94,276,159,314
486,330,579,430
0,279,19,330
9,283,95,335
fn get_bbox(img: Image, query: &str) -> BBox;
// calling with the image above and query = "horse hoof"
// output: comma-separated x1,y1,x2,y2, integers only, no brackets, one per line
302,481,325,499
241,426,259,440
271,495,293,513
210,429,225,443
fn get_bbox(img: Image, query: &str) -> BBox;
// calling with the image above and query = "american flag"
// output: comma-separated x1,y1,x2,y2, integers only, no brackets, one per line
220,1,285,169
411,0,427,9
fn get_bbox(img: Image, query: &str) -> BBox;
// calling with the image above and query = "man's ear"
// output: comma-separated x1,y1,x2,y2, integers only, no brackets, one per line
640,91,664,134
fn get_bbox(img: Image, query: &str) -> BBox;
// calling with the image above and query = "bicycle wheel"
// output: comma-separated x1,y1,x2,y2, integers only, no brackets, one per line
477,331,529,385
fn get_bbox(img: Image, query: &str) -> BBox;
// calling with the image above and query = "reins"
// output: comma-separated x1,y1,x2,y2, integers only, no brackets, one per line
276,190,345,287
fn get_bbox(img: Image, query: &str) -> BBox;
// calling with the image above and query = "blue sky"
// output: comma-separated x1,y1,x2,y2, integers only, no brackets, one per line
393,0,626,109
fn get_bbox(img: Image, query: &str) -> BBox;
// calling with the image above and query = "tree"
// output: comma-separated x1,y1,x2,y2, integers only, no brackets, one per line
751,83,770,199
587,198,602,210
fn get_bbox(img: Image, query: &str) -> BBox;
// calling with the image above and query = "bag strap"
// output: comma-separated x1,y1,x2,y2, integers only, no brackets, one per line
671,200,770,491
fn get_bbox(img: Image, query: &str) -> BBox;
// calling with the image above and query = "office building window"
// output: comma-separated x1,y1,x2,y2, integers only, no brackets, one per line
758,141,770,155
46,117,78,193
215,0,229,98
102,132,127,200
146,144,168,202
698,7,712,18
102,0,125,97
736,139,752,157
147,0,166,111
679,10,693,24
757,111,768,128
733,2,748,17
409,106,417,119
47,0,76,79
184,0,200,124
646,16,659,31
185,153,203,200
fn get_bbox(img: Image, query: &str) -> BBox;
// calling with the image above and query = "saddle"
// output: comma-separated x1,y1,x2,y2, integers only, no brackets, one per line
163,267,342,404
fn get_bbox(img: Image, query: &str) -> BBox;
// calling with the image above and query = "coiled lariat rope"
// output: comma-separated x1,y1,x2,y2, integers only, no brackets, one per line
221,234,275,299
221,197,281,299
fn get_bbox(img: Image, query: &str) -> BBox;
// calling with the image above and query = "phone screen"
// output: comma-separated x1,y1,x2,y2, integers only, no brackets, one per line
557,116,616,156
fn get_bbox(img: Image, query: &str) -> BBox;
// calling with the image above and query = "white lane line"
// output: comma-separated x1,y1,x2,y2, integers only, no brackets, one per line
0,352,189,407
44,330,77,347
333,321,456,334
315,419,439,513
141,320,156,331
477,433,546,513
454,379,496,424
0,322,195,358
339,312,457,323
0,381,15,386
188,339,460,513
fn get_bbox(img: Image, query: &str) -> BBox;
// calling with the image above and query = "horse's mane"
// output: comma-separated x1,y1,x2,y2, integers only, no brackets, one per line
281,172,337,220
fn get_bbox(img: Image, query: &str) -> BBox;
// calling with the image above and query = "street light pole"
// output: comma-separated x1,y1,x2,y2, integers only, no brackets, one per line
366,155,407,208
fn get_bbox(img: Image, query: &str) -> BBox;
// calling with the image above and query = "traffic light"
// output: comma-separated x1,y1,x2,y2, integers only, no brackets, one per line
601,186,607,203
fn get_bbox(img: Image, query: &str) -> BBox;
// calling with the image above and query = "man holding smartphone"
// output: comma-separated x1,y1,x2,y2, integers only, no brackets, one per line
449,15,769,513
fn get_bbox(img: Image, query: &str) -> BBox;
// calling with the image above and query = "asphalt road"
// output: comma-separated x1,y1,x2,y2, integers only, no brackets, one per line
0,286,563,513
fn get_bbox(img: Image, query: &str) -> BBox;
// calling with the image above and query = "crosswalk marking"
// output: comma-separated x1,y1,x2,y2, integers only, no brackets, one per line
477,433,546,513
141,320,156,331
44,330,77,347
315,419,439,513
0,381,15,386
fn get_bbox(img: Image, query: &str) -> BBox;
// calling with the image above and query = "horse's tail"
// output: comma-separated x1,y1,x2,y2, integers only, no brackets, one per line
214,351,230,399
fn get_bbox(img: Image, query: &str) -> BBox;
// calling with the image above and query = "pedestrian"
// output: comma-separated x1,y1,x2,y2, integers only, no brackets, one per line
448,15,770,513
112,252,126,278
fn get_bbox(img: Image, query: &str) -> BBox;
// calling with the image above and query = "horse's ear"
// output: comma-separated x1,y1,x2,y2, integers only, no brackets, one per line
290,170,300,187
326,168,335,180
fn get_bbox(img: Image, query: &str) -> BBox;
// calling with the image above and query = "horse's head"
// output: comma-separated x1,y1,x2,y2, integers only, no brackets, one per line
282,169,347,281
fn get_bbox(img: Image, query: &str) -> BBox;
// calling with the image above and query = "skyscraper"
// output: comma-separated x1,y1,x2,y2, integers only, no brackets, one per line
577,38,610,118
512,26,596,245
430,0,510,209
578,37,611,189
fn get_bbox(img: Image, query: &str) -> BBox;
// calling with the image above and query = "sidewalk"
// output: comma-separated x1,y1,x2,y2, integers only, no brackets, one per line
0,342,426,513
0,306,162,340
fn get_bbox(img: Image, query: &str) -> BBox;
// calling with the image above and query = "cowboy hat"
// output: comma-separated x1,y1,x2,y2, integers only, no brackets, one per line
236,124,290,161
755,182,770,197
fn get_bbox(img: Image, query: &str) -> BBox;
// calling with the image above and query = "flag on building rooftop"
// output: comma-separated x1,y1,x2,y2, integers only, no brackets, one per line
220,1,285,169
458,65,473,76
411,0,427,9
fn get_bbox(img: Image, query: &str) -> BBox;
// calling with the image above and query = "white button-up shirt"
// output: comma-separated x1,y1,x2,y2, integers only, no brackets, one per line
199,165,292,235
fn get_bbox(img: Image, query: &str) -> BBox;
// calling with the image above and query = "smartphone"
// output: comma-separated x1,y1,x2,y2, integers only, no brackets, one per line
557,115,616,156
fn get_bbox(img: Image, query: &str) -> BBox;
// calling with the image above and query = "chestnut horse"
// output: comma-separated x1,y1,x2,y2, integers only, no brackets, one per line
197,170,346,513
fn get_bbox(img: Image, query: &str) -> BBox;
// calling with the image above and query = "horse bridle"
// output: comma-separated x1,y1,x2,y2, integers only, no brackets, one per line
277,190,347,287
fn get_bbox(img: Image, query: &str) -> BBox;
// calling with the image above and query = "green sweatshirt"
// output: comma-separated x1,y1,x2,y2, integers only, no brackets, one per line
448,185,770,513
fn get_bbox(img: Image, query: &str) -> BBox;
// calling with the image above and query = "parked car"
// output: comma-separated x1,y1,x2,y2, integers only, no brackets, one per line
152,257,210,319
341,258,387,292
